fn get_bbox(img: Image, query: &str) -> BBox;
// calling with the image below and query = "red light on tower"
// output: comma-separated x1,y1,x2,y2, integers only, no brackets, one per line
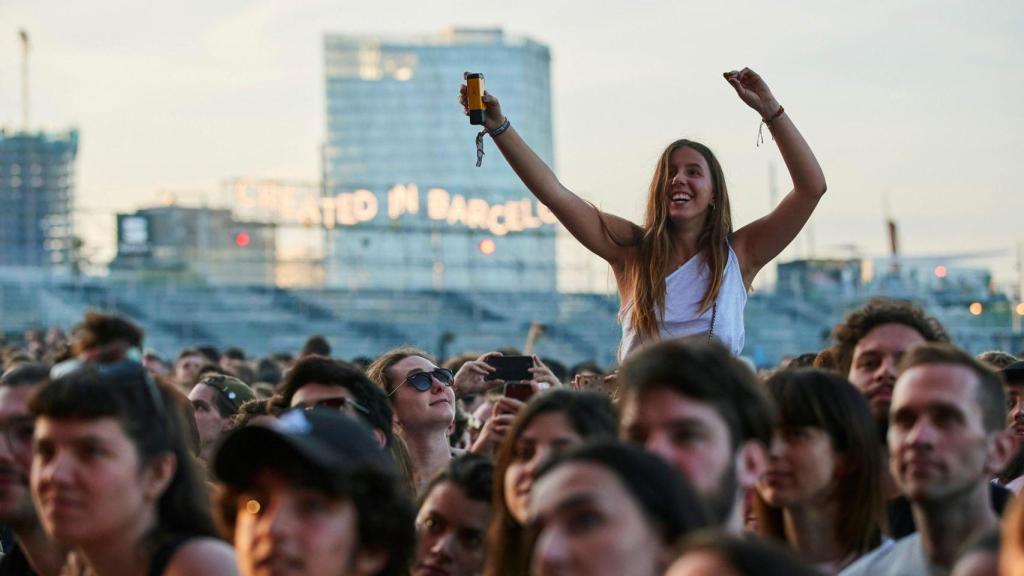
234,232,251,247
934,265,947,278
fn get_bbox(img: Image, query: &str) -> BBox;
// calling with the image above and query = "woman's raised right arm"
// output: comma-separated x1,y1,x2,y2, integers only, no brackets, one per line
461,84,637,269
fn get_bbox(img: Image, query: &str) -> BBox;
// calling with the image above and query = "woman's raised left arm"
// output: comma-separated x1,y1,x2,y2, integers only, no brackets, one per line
726,68,827,286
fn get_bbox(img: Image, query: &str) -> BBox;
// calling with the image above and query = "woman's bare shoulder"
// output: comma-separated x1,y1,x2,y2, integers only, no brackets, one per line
162,538,238,576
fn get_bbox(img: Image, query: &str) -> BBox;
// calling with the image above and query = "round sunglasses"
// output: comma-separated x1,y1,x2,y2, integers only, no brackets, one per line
388,368,454,397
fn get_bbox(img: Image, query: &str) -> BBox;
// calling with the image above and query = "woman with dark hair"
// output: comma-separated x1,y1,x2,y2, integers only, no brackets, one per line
753,368,885,574
668,531,821,576
483,390,617,576
29,360,236,576
460,68,826,361
527,441,710,576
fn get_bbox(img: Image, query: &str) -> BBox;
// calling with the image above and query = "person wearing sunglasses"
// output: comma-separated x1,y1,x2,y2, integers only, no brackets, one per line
280,356,395,449
368,348,457,494
0,364,67,576
188,374,257,463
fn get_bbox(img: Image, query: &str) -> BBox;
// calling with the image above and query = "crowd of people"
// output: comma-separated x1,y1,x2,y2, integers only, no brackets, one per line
0,297,1022,576
0,67,1018,576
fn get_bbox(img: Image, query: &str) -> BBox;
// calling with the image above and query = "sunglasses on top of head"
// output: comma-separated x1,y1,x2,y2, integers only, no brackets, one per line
304,396,371,417
388,368,454,397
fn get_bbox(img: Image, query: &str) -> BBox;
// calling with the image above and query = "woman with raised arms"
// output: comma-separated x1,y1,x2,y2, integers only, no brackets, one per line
460,68,826,360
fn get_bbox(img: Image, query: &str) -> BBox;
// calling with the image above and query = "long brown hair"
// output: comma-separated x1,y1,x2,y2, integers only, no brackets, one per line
753,369,883,557
483,390,617,576
603,140,732,342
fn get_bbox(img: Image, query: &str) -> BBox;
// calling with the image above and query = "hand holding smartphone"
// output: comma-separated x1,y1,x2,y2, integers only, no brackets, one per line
485,355,533,382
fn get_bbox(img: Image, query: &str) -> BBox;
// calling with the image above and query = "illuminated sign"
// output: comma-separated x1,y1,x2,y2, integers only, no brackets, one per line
117,214,151,256
227,180,558,237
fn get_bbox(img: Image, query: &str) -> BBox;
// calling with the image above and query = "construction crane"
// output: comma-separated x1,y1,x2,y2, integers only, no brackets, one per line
19,29,30,131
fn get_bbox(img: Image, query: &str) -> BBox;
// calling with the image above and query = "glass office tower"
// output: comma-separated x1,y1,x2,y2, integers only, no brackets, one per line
323,28,556,291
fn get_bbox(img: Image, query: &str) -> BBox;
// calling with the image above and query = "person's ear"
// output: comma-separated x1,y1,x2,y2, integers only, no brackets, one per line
372,428,387,449
736,440,769,490
984,430,1016,476
143,453,177,502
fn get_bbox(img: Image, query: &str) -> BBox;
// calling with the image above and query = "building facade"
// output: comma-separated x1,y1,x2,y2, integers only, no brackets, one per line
111,206,276,286
0,128,77,269
323,28,557,291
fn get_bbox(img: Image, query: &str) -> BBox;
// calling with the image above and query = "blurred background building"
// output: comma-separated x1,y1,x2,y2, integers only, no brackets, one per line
0,128,77,270
322,28,557,291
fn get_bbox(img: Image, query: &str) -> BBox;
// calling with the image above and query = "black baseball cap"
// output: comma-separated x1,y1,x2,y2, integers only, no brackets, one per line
1002,361,1024,385
213,408,392,486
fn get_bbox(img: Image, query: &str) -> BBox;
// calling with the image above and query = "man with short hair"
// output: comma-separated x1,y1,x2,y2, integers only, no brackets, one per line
219,347,247,376
831,297,949,433
841,343,1015,575
280,355,394,448
618,338,776,533
412,454,493,576
187,374,257,462
0,365,67,576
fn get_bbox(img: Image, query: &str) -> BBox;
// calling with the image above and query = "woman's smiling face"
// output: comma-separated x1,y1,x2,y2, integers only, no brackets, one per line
666,146,715,225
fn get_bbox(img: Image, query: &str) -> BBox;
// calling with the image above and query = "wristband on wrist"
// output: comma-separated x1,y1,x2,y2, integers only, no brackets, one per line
475,117,511,167
489,117,510,138
756,106,785,147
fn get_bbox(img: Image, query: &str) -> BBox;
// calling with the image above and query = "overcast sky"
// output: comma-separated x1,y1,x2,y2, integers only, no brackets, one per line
1,0,1022,292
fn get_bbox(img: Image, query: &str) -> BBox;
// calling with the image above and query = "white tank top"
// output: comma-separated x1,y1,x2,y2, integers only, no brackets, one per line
618,242,747,362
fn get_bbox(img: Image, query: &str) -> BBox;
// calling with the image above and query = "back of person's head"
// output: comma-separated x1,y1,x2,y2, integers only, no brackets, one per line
30,361,215,540
0,363,50,388
784,353,817,369
70,311,144,359
534,440,710,545
540,357,567,383
421,453,493,507
756,368,883,555
300,335,331,358
977,350,1018,371
831,297,949,376
256,357,282,386
899,342,1006,433
195,345,220,364
619,338,776,448
669,531,821,576
281,355,393,445
222,347,245,361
